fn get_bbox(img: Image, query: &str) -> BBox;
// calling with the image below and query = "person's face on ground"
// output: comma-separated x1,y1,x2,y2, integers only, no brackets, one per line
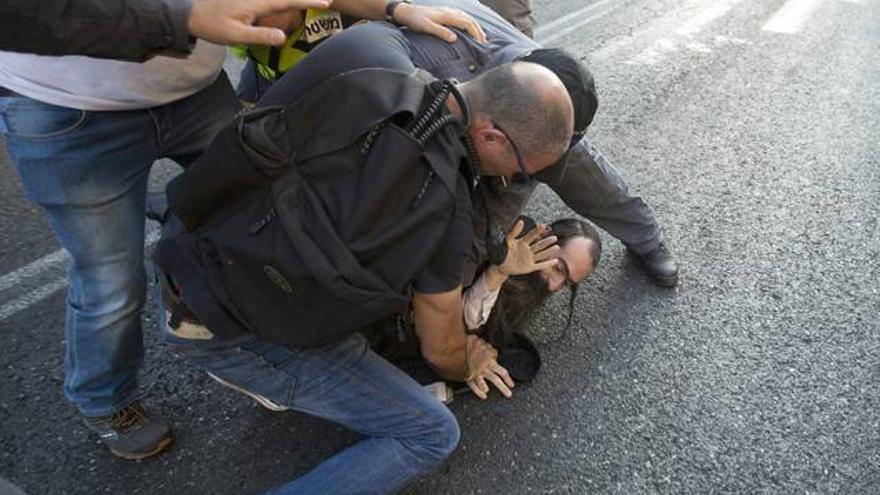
539,236,596,293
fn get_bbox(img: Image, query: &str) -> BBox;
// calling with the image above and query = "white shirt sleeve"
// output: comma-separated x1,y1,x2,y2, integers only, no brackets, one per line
462,270,502,331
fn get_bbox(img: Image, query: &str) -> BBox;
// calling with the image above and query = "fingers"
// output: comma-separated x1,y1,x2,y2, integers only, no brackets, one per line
441,9,486,43
393,6,486,46
420,21,459,43
485,372,513,398
521,224,547,244
506,219,525,242
467,377,489,400
467,367,514,399
533,259,559,271
533,245,560,263
250,0,332,15
532,234,558,252
424,7,487,43
231,25,289,46
492,362,515,389
189,0,330,46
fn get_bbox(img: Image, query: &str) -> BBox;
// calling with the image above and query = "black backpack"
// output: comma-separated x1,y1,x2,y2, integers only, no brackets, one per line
154,68,472,348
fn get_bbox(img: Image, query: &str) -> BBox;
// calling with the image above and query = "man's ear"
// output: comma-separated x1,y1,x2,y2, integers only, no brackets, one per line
472,122,506,145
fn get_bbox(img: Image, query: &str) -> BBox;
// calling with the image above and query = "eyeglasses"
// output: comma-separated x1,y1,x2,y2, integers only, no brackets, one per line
491,121,534,187
544,226,579,288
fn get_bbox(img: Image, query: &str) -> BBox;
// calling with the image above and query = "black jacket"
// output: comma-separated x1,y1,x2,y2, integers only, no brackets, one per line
0,0,192,62
155,68,472,347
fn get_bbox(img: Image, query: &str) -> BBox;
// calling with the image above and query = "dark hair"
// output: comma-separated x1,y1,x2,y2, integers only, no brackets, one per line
548,218,602,269
465,62,572,162
482,218,602,347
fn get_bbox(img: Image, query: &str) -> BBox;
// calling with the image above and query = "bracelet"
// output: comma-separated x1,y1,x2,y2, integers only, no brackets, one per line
384,0,413,24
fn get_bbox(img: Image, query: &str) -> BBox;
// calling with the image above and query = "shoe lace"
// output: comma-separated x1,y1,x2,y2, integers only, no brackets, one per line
112,404,145,433
656,242,671,256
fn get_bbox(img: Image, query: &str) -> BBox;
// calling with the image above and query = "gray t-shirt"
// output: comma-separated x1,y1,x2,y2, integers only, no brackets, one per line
0,41,225,111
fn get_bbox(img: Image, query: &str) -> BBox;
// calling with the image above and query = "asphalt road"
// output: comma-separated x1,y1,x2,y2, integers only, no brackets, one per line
2,0,879,493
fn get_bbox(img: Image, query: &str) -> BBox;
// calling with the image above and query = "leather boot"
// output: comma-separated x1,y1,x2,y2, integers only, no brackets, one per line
631,242,679,287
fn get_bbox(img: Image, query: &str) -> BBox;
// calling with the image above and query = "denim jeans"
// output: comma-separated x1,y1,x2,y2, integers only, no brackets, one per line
162,324,460,495
0,73,240,416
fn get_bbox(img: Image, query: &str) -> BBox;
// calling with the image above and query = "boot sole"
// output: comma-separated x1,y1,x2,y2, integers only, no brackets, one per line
110,436,174,461
649,272,679,287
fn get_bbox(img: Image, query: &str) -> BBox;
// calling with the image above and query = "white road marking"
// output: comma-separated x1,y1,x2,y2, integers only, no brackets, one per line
0,228,161,322
0,278,69,322
534,0,617,45
762,0,825,34
0,249,69,292
627,0,745,65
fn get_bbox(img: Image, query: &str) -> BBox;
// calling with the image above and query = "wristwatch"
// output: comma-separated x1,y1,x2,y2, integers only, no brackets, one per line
385,0,413,24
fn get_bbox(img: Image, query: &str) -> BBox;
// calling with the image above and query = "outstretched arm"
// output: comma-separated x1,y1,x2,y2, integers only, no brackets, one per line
0,0,332,61
413,288,514,399
463,220,559,330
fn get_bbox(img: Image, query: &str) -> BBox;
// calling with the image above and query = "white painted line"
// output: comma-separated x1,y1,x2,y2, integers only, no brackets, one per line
537,6,617,46
0,277,68,322
534,0,616,40
627,0,745,65
0,228,162,322
675,0,744,38
762,0,825,34
0,249,68,292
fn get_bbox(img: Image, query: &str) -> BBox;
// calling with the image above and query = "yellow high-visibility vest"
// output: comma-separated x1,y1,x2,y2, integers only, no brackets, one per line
235,9,344,80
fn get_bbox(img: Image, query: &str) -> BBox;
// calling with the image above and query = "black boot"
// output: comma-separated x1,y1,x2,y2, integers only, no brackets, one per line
83,401,173,460
631,242,679,287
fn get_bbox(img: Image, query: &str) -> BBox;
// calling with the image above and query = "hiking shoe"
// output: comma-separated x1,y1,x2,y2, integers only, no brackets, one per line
631,242,680,287
207,372,290,412
84,401,173,460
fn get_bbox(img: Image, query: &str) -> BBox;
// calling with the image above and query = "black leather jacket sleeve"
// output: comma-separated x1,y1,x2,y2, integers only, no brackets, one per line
0,0,192,62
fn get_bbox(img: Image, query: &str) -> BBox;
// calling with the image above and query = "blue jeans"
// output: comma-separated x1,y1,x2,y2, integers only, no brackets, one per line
0,73,240,416
162,325,460,495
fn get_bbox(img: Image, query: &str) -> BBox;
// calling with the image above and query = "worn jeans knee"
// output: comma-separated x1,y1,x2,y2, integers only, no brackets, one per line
402,402,461,468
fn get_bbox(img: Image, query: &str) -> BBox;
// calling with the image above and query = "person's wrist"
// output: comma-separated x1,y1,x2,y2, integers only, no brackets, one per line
493,262,511,278
385,0,413,24
484,264,509,292
464,335,477,380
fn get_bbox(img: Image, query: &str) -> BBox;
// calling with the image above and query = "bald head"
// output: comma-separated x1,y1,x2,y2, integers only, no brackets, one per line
461,61,574,174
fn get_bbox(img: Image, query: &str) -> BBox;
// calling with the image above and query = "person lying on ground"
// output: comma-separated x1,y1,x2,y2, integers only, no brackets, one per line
370,217,601,399
454,217,602,399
